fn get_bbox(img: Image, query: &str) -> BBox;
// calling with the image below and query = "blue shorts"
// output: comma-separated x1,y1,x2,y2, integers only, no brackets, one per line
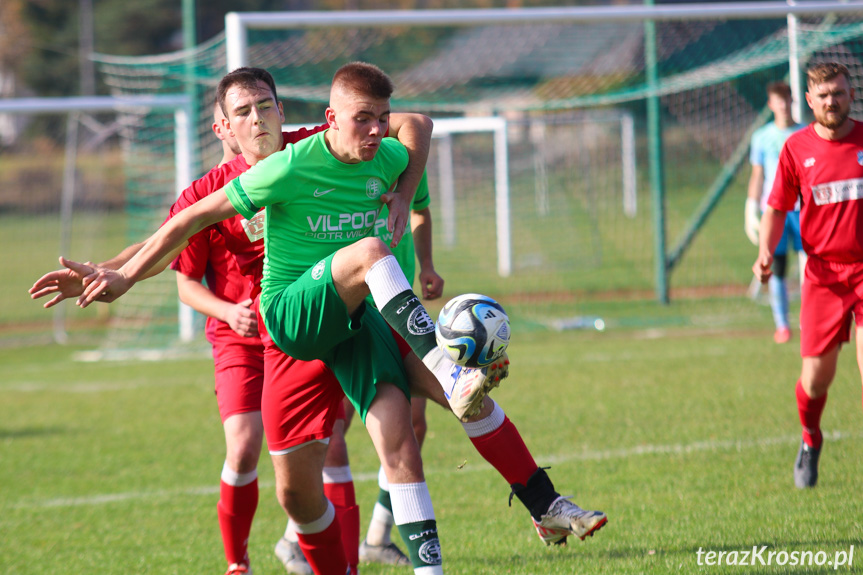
774,211,803,257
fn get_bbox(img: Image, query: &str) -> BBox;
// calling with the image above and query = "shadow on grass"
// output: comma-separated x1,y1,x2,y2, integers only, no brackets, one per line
0,425,66,439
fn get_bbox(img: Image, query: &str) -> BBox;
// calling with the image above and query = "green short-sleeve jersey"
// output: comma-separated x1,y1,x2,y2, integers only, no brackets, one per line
225,130,408,306
373,170,431,283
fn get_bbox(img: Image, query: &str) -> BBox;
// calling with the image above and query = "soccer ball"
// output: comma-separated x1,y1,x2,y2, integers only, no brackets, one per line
435,293,510,368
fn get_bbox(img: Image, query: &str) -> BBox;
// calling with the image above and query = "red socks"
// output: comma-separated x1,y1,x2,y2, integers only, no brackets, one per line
217,478,258,566
796,379,827,448
296,507,348,575
324,478,360,574
468,415,538,486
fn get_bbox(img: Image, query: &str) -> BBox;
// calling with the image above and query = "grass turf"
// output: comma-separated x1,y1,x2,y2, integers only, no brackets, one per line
2,321,862,574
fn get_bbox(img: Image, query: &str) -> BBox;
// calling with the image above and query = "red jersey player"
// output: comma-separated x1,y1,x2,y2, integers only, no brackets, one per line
754,62,863,489
32,67,607,575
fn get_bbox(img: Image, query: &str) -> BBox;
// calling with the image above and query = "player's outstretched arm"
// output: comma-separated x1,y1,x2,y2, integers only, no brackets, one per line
75,190,238,308
29,258,97,308
411,206,444,300
752,206,787,283
176,272,258,338
385,113,433,248
29,242,147,308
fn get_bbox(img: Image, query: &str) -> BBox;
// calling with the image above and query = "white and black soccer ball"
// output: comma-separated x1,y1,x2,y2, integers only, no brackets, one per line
435,293,510,368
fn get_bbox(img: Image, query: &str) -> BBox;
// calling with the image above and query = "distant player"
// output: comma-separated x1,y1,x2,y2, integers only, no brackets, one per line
745,81,805,344
753,62,863,489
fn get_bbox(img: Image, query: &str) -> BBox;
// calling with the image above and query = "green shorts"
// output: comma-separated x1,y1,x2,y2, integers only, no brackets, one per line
262,253,410,421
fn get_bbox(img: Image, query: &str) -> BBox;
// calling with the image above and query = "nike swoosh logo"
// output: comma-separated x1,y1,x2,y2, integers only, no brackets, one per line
313,188,336,197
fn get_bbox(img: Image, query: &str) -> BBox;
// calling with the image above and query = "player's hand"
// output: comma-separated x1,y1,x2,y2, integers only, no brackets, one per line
226,298,258,338
744,198,760,246
63,257,134,308
29,259,90,308
380,182,411,249
752,251,774,284
418,267,444,300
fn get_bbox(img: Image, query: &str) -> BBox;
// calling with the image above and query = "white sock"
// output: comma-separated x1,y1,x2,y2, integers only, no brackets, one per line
366,502,395,546
461,400,505,437
365,255,412,309
293,500,336,534
285,519,300,543
366,466,394,545
221,462,257,487
388,482,435,525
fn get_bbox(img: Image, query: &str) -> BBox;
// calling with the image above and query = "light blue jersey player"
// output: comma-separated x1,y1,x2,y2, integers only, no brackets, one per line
746,81,805,343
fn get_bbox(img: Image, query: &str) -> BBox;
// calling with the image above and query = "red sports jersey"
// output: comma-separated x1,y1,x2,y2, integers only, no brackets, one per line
769,121,863,263
172,226,257,346
170,125,328,295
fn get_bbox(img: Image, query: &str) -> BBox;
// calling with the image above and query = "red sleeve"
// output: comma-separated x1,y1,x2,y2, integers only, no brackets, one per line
163,160,245,242
283,123,328,145
170,227,214,279
767,142,801,212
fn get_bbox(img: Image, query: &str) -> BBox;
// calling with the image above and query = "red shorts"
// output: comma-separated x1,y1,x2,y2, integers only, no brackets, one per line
800,256,863,357
259,312,345,453
212,339,265,423
390,326,412,359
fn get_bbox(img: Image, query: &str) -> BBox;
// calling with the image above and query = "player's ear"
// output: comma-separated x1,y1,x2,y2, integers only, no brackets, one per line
221,116,235,137
805,90,814,109
278,101,285,123
212,122,226,141
326,107,337,129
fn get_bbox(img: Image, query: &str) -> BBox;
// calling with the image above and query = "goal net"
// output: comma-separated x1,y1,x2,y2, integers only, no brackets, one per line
0,96,201,354
46,3,863,347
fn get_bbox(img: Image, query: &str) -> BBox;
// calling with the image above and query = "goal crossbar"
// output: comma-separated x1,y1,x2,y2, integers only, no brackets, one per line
226,1,863,69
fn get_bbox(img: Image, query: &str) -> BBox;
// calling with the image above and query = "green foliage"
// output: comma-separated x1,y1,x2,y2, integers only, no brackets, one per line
3,324,863,574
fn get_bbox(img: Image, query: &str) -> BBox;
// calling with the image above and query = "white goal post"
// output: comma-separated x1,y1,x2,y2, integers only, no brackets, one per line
0,95,196,343
225,2,863,70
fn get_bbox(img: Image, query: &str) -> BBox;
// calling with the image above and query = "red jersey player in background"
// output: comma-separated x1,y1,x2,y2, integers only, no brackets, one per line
32,66,608,575
753,62,863,489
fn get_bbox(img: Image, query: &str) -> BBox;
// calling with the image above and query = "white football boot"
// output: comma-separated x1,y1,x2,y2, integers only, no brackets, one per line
274,537,312,575
445,353,509,421
533,496,608,545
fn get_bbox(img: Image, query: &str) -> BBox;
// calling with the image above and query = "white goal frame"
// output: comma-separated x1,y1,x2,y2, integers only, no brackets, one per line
0,95,196,344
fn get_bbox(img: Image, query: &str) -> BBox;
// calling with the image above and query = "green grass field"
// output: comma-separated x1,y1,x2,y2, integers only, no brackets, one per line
4,316,863,574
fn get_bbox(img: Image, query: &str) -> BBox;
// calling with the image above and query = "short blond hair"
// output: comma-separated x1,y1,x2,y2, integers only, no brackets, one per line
807,62,851,88
332,62,393,100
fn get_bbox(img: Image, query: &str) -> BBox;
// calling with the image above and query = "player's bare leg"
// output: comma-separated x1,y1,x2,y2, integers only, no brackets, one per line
795,346,839,488
402,352,607,545
220,412,264,574
331,237,507,420
271,443,348,575
364,382,443,574
360,397,426,566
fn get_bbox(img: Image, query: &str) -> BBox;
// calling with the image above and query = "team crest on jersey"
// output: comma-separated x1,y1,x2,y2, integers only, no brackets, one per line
857,151,863,166
241,210,266,242
311,259,326,281
366,177,385,199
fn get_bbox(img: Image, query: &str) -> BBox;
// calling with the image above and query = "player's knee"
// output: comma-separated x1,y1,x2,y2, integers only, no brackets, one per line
226,441,261,473
412,417,428,447
354,236,391,261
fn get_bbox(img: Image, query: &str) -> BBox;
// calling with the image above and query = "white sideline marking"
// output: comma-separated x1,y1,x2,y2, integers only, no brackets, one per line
15,430,859,510
5,379,201,393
